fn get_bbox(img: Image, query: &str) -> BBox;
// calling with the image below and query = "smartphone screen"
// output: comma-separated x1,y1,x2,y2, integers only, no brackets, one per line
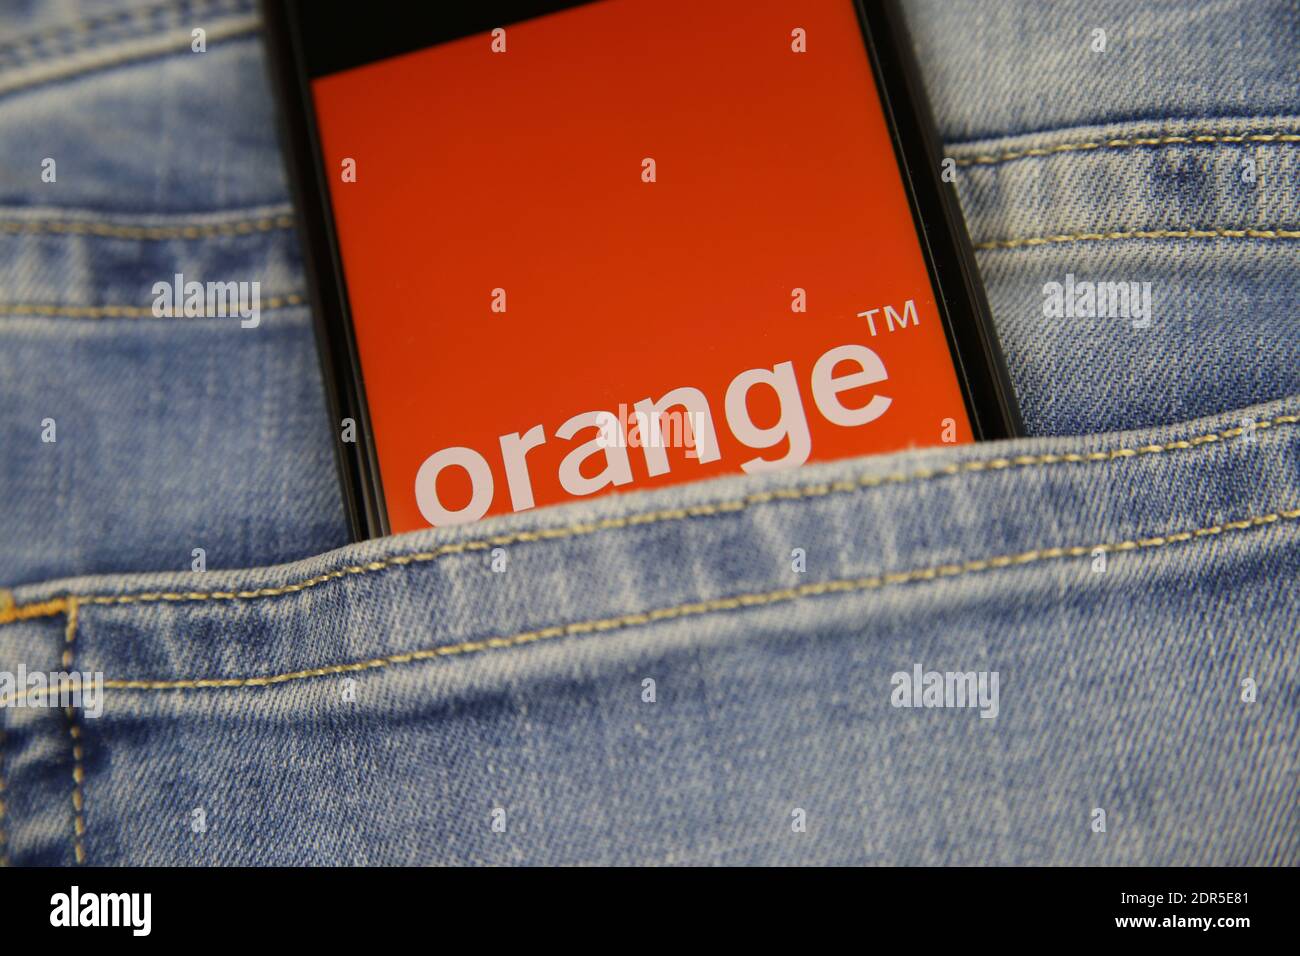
286,0,1012,534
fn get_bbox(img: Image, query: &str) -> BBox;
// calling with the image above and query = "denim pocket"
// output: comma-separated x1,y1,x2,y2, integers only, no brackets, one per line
3,0,1299,586
951,116,1300,437
903,1,1300,436
2,396,1297,864
2,0,1298,865
0,9,350,585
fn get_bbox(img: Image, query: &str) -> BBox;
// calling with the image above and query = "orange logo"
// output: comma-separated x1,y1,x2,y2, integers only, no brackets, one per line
313,0,972,531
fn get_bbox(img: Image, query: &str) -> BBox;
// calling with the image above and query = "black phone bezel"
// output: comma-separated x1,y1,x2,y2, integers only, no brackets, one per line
263,0,389,538
263,0,1022,541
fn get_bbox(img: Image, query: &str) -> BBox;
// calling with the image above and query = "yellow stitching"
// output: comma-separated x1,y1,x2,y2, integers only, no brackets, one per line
63,599,86,865
954,131,1300,167
97,506,1300,692
0,597,69,624
0,19,260,100
974,227,1300,250
0,214,294,241
0,0,240,57
0,412,1296,622
0,294,305,319
66,714,85,865
61,596,76,670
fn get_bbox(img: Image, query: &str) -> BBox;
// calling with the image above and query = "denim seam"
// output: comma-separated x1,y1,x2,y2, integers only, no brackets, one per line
973,227,1300,251
952,131,1300,167
62,598,86,865
0,17,260,101
0,214,294,241
0,411,1296,620
5,219,1295,250
0,294,305,320
0,0,250,64
80,504,1300,692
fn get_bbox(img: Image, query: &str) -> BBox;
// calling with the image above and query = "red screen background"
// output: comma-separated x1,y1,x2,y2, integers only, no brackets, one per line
312,0,972,532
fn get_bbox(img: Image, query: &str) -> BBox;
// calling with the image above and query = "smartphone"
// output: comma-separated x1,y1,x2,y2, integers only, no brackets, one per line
264,0,1021,539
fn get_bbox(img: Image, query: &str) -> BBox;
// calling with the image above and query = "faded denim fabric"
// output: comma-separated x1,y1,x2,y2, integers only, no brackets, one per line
0,0,1297,865
0,0,346,587
907,0,1300,436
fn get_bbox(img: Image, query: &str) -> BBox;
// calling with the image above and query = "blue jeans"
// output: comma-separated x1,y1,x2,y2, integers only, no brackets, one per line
0,0,1296,864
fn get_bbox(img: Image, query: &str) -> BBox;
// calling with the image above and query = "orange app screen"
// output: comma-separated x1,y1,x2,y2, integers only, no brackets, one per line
311,0,973,532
